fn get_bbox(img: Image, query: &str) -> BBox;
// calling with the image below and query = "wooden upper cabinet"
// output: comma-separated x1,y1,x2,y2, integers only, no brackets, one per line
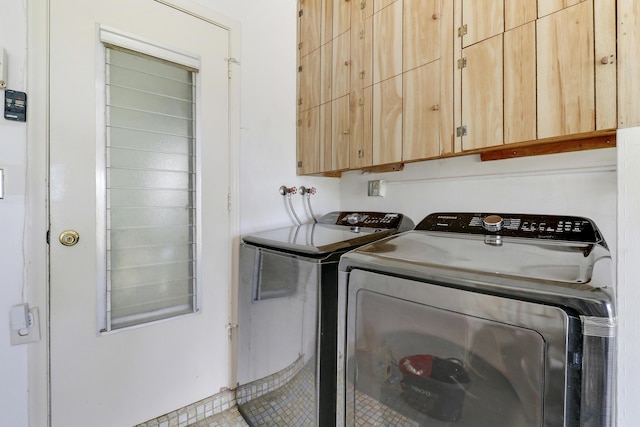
297,107,321,175
403,0,441,71
460,34,504,151
504,0,537,30
403,61,442,160
332,31,351,99
333,0,351,37
504,22,537,144
373,75,403,164
537,0,595,138
537,0,586,18
332,95,351,170
298,48,321,111
461,0,504,48
373,0,402,84
299,0,322,57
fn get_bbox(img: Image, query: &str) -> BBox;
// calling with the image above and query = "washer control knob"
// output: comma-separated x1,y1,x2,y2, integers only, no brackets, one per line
483,215,504,232
346,213,362,225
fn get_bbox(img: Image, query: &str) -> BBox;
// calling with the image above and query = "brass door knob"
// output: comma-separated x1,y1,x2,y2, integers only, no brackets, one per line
59,230,80,246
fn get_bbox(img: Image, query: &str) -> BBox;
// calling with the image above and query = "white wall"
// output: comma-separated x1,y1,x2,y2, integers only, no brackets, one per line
0,1,29,426
196,0,341,236
340,149,618,257
617,127,640,426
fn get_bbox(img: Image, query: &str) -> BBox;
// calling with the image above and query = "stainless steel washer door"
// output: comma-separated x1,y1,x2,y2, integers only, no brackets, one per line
342,269,574,427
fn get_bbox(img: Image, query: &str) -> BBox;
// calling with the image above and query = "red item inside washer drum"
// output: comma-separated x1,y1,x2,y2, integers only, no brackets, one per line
399,354,435,379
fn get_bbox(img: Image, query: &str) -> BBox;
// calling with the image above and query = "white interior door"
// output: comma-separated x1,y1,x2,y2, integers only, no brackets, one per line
49,1,234,425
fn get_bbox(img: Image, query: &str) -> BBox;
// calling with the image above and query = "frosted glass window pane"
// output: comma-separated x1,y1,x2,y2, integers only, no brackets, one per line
109,127,193,155
109,147,191,172
109,106,193,137
109,188,193,208
105,46,197,330
109,207,193,228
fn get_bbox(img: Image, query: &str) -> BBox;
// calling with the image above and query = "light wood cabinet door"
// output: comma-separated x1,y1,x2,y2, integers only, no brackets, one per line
332,30,351,99
504,21,536,144
504,0,536,30
373,74,403,164
299,0,322,57
333,0,351,37
537,0,594,139
298,48,321,111
403,61,441,160
297,107,320,175
538,0,586,18
461,0,504,48
373,0,402,84
403,0,440,71
460,34,503,151
349,1,372,170
332,95,351,170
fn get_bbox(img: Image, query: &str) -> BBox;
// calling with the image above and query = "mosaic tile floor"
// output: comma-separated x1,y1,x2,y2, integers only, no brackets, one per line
238,362,316,426
192,406,249,427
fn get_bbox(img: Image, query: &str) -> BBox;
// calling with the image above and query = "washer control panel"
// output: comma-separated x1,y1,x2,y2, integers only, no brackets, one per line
319,211,407,229
416,212,605,244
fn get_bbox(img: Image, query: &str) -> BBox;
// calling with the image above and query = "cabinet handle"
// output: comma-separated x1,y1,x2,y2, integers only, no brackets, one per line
345,60,351,66
601,55,614,65
431,104,440,111
432,13,439,20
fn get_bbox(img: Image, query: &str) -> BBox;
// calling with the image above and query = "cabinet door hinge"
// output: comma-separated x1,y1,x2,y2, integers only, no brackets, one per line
46,230,50,245
458,24,468,37
227,193,232,211
298,9,303,17
297,160,303,168
457,57,467,69
456,125,468,137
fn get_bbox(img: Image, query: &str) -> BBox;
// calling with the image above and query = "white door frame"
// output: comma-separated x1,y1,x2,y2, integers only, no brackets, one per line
25,1,241,424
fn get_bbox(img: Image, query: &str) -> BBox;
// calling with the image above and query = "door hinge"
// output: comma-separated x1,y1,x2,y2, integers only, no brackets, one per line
297,160,303,168
226,323,238,342
456,125,467,137
225,57,240,79
298,65,303,72
457,57,467,69
298,9,303,17
46,230,50,245
227,193,232,211
458,24,468,37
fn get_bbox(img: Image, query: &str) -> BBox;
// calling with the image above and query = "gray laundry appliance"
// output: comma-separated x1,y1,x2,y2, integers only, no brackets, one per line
337,212,616,427
237,211,414,427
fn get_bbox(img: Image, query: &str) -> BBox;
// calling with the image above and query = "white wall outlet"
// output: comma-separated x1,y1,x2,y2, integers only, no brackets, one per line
0,46,7,89
10,306,41,345
367,180,385,197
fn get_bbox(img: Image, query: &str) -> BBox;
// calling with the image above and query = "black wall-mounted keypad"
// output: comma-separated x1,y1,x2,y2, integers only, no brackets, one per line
4,90,27,122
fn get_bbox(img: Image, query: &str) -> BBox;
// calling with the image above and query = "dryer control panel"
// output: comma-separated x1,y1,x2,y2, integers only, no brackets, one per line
416,212,605,246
